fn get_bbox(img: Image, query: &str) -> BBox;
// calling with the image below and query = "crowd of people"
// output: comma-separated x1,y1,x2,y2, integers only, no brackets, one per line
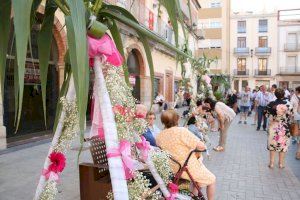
142,83,300,199
225,85,300,163
143,94,237,199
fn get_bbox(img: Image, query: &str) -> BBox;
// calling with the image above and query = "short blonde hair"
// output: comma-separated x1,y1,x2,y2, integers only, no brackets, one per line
161,109,179,128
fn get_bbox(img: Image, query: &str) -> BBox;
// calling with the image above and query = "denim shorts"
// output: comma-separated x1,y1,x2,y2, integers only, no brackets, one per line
240,106,250,113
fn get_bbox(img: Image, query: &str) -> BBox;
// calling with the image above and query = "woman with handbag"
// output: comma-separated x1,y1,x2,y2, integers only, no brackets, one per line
291,86,300,160
265,88,294,168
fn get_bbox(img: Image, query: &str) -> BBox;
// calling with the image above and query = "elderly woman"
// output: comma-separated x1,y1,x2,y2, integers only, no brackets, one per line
156,109,216,200
265,88,293,168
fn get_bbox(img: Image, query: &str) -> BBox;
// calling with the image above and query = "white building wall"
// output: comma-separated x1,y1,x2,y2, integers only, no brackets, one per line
230,12,278,91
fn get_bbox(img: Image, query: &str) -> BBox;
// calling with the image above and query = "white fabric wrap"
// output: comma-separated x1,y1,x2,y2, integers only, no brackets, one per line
34,75,76,200
93,56,129,200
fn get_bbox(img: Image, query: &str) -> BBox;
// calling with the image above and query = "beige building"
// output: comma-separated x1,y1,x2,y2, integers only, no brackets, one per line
196,0,231,75
230,12,278,92
0,0,201,148
277,9,300,89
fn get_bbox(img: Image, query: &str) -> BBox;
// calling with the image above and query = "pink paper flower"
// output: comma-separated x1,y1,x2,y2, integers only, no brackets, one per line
168,182,179,194
48,152,66,173
276,104,287,116
113,104,127,116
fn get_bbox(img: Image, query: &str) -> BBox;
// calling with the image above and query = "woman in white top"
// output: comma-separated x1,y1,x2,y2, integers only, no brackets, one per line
290,86,300,159
204,97,236,152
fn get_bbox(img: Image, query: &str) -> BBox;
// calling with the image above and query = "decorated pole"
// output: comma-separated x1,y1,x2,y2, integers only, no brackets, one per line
93,56,129,200
34,75,76,200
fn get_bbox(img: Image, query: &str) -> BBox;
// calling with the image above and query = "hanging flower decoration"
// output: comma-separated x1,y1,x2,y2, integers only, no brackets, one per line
48,152,66,173
42,152,66,183
113,104,128,116
88,34,123,67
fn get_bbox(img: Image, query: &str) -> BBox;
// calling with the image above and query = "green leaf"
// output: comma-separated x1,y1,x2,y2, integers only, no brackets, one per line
30,0,43,27
159,0,179,47
12,0,34,132
13,55,19,126
37,0,57,128
0,0,11,98
139,35,155,109
99,7,192,60
109,19,129,85
100,6,156,106
174,0,187,42
65,0,89,134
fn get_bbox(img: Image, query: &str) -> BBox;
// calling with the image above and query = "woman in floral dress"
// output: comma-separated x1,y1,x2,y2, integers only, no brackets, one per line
265,88,293,168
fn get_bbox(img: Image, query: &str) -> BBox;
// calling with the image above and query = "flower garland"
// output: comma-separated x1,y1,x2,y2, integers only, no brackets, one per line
105,67,147,142
53,98,79,152
36,96,79,200
105,66,182,199
150,150,172,184
38,181,58,200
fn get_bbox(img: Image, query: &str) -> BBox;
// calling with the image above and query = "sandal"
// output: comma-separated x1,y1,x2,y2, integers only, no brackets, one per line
213,146,224,152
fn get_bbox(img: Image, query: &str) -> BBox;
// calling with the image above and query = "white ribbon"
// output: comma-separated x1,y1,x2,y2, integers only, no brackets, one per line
93,56,129,200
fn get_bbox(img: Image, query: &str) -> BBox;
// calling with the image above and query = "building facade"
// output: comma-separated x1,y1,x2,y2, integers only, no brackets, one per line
277,9,300,89
196,0,230,75
230,12,278,92
0,0,201,148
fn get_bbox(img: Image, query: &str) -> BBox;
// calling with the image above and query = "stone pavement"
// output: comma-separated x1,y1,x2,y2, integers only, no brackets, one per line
203,117,300,200
0,109,300,200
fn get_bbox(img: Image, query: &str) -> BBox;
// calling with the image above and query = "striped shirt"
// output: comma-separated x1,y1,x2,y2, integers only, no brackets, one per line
255,91,271,107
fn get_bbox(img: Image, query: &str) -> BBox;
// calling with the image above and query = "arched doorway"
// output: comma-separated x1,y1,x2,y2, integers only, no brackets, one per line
3,21,59,138
127,49,143,102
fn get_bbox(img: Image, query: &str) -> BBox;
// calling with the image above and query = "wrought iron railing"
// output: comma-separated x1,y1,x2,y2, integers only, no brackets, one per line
254,69,271,76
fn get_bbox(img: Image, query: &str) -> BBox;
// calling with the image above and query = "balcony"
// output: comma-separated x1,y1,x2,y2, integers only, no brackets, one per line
284,43,300,52
254,69,271,76
103,0,183,46
234,47,250,56
233,69,249,76
279,67,300,74
255,47,271,55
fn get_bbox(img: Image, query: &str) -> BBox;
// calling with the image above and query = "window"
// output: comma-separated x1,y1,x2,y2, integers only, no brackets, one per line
237,58,246,71
210,21,221,28
154,77,160,97
237,37,246,48
242,80,248,88
211,2,221,8
258,58,267,71
258,36,268,47
287,56,297,67
287,33,297,44
237,21,246,33
259,19,268,32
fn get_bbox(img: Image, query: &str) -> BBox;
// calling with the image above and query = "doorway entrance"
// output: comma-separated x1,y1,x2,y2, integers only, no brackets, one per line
3,25,59,138
127,49,143,102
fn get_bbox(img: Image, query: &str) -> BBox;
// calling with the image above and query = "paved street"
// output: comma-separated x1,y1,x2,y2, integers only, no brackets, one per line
0,110,300,200
203,117,300,200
